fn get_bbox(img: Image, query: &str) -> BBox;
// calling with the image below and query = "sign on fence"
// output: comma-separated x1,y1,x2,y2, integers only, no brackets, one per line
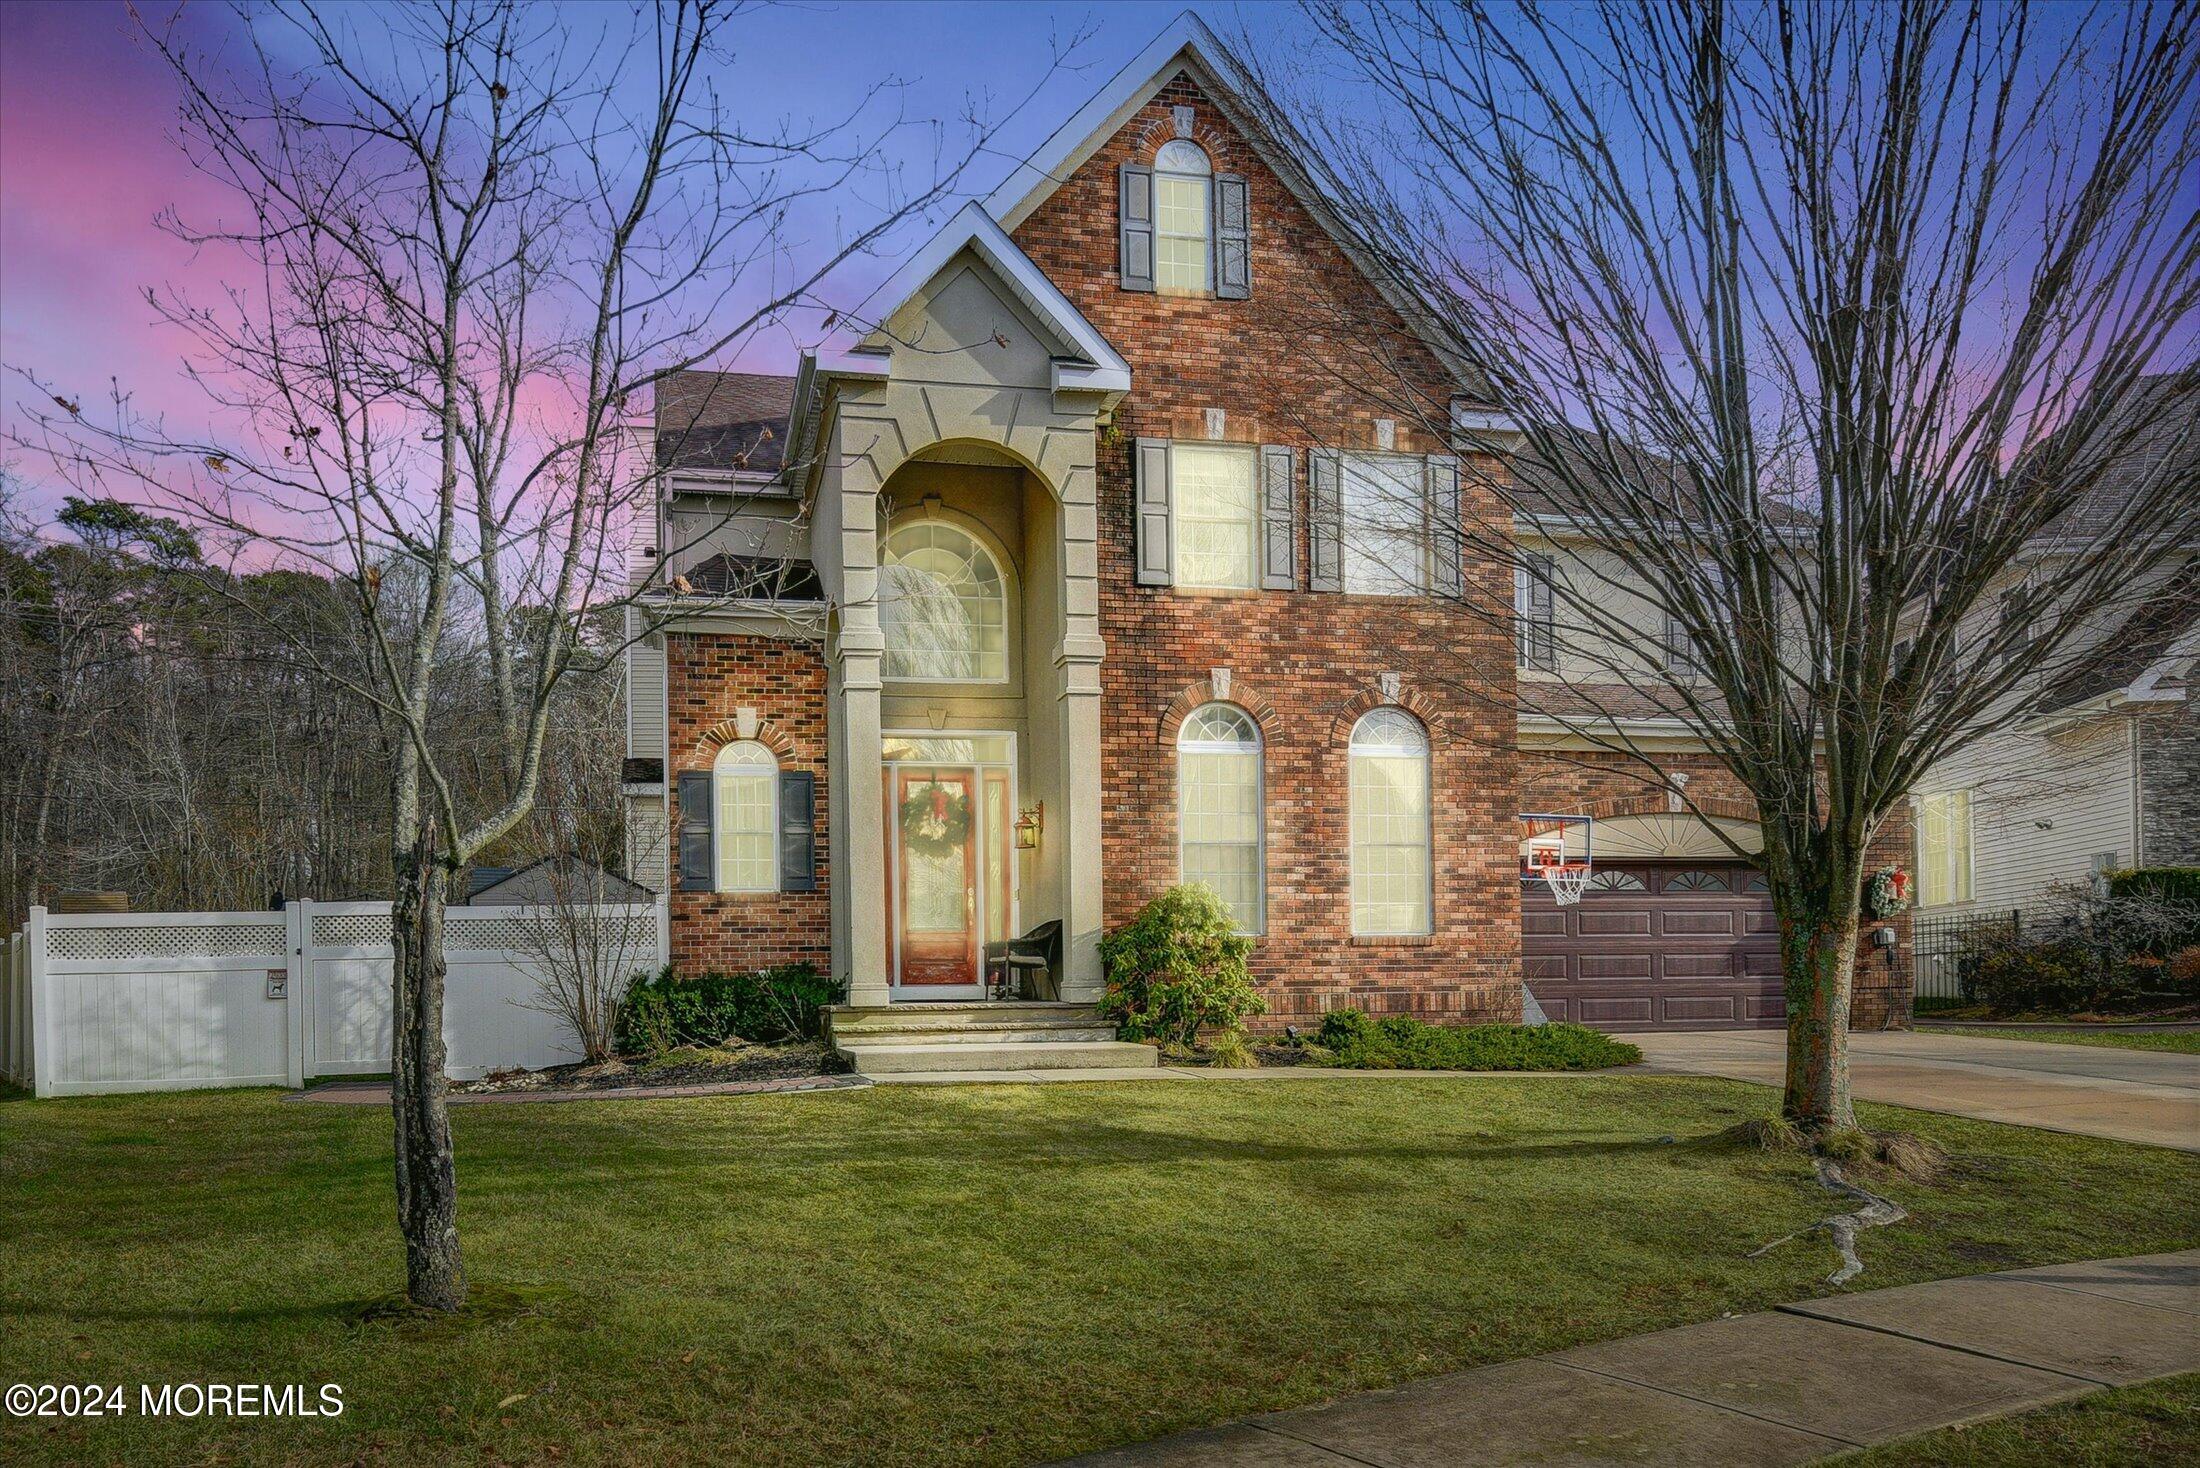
0,899,667,1098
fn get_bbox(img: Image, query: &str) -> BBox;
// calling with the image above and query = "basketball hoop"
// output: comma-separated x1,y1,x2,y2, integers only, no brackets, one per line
1540,861,1592,906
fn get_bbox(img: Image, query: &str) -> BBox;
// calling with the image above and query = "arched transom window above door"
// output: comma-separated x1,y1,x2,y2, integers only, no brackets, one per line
880,520,1009,683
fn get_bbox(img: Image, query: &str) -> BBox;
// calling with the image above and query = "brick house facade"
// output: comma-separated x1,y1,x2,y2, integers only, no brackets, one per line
623,14,1919,1041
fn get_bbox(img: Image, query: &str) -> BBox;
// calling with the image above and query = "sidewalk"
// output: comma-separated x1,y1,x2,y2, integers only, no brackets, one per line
1059,1249,2200,1466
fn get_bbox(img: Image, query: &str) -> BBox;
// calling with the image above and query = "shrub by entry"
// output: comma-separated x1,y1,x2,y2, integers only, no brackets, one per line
1314,1009,1642,1070
1098,885,1265,1047
616,963,840,1053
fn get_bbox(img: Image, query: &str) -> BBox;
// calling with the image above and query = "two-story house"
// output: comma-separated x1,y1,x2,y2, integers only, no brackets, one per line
619,14,1915,1065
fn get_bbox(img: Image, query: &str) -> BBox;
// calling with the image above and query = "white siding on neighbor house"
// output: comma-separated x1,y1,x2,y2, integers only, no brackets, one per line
625,634,667,763
1916,715,2137,916
625,794,669,895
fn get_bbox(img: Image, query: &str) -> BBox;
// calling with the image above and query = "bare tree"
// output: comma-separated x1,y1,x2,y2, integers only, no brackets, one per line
1235,0,2199,1130
13,0,1059,1308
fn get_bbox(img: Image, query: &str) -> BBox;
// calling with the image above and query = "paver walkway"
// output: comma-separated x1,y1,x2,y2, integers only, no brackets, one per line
1631,1028,2200,1151
1059,1250,2200,1466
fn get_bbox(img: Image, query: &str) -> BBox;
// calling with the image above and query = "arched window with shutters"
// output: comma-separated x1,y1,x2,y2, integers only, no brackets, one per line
1119,136,1250,299
1177,703,1265,933
1152,140,1213,295
1349,708,1432,935
713,741,778,893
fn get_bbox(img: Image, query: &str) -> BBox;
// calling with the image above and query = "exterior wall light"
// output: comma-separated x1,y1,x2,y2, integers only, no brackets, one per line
1015,802,1044,850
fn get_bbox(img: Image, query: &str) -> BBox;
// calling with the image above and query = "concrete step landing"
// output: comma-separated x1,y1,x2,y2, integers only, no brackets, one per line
826,1002,1155,1076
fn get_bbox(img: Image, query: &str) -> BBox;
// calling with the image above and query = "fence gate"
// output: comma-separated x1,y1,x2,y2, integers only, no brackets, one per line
1912,909,2023,1008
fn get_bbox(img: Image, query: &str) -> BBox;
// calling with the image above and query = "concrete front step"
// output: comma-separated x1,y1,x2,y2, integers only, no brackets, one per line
852,1024,1122,1045
826,1003,1104,1038
835,1038,1160,1075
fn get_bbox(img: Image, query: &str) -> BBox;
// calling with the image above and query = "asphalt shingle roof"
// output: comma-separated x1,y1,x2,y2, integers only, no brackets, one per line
654,370,798,476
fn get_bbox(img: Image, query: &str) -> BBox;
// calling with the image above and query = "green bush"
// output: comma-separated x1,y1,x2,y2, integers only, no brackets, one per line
1312,1009,1641,1071
616,963,840,1053
1097,884,1265,1046
1968,940,2113,1013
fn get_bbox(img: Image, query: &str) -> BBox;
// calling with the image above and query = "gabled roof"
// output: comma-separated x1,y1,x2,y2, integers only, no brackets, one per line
982,10,1487,400
815,201,1130,396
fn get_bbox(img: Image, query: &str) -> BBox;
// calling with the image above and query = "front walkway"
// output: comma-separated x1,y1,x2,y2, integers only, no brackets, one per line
1060,1250,2200,1466
1631,1028,2200,1151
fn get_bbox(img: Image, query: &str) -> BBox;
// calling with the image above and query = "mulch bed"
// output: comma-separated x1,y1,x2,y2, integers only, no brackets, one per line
455,1041,843,1096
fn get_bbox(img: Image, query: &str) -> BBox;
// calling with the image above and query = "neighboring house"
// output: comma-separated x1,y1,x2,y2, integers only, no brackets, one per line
1505,437,1915,1031
1909,374,2200,926
617,14,1910,1053
465,856,654,906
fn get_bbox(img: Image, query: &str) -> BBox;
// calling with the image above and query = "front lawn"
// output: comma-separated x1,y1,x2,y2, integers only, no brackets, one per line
1920,1025,2200,1055
3,1078,2194,1466
1836,1372,2200,1465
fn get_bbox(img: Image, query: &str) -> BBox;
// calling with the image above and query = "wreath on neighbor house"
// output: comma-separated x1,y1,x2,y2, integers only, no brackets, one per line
1867,867,1913,919
900,784,974,858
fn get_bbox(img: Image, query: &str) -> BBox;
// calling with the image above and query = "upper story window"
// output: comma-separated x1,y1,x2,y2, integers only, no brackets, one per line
1341,453,1430,596
1153,140,1213,295
713,740,779,893
1119,138,1250,299
1170,443,1260,589
1177,702,1265,933
880,520,1009,683
1349,708,1433,936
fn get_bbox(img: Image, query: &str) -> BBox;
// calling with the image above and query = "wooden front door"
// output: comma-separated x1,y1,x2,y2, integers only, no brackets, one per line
894,768,980,987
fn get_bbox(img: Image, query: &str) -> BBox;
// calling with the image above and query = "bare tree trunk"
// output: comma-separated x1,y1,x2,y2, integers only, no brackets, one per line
390,838,464,1311
1780,903,1860,1132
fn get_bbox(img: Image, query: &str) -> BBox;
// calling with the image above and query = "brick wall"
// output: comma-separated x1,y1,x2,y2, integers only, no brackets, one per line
1519,750,1917,1029
664,632,832,974
1015,71,1524,1028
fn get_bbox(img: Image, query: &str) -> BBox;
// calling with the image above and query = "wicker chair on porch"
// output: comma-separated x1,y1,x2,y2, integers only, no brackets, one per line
984,919,1063,1001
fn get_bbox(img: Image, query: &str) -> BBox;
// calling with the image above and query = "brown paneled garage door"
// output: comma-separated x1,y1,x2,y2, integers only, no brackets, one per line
1524,863,1783,1031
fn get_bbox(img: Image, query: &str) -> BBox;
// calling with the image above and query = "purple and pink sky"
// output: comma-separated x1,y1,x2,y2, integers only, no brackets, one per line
0,1,1287,522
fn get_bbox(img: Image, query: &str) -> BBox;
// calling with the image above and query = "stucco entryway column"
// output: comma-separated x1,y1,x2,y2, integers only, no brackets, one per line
1051,458,1107,1003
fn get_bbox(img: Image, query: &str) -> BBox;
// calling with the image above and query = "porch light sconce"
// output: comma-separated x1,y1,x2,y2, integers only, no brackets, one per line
1015,801,1044,850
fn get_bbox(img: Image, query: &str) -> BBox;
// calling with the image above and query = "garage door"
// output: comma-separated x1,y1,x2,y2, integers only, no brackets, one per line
1524,863,1783,1031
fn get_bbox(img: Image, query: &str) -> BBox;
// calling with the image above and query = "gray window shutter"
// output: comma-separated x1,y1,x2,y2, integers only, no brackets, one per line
1259,444,1296,589
1425,455,1463,599
777,769,816,893
676,770,713,892
1134,437,1173,586
1308,450,1343,592
1516,554,1555,669
1214,174,1250,300
1119,164,1155,292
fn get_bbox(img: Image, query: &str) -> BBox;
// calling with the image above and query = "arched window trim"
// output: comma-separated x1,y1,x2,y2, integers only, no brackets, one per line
713,739,779,894
1176,701,1265,934
1348,707,1432,936
1153,139,1213,295
879,515,1014,686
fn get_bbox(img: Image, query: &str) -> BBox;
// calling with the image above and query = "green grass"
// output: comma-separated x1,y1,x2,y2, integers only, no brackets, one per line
1836,1372,2200,1465
1920,1025,2200,1055
2,1078,2195,1466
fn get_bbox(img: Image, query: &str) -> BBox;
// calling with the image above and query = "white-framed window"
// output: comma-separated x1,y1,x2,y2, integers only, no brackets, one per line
1349,708,1432,935
713,740,778,893
880,519,1009,682
1515,553,1556,670
1341,453,1429,595
1177,703,1265,932
1917,789,1973,907
1153,139,1212,295
1171,442,1259,589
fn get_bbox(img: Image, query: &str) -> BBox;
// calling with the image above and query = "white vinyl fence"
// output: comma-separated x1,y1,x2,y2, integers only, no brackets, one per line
0,899,666,1097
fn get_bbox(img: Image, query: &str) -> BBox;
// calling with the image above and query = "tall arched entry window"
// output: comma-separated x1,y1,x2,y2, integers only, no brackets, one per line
1349,708,1431,935
1177,702,1264,933
880,520,1009,683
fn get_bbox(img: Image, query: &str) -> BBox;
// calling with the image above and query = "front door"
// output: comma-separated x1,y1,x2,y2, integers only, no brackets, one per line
893,768,981,988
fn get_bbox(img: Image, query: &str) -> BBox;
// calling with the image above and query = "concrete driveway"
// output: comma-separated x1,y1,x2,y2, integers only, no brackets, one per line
1632,1028,2200,1151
